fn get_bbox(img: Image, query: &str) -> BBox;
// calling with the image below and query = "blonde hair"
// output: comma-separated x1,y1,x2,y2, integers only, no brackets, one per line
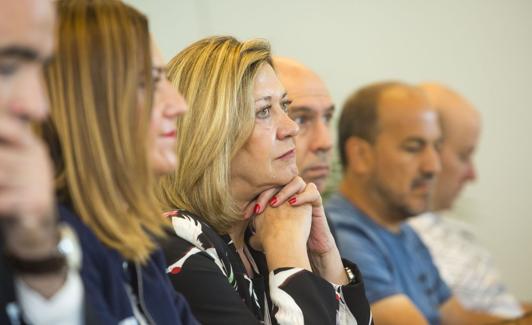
43,0,166,263
159,36,272,233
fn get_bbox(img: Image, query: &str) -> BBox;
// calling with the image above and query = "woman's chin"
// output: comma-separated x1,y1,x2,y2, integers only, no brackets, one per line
151,152,178,176
271,165,299,186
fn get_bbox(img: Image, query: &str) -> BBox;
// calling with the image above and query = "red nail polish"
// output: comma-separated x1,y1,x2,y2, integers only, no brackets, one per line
253,204,261,214
288,197,297,205
269,196,277,205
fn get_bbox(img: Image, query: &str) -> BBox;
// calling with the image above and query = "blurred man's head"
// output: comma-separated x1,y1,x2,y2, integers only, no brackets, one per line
273,57,334,193
419,83,480,211
339,82,442,223
0,0,55,121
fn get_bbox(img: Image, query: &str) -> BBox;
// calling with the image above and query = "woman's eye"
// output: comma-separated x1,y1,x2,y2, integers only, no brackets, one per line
152,72,162,86
151,67,165,86
256,106,271,119
280,100,292,113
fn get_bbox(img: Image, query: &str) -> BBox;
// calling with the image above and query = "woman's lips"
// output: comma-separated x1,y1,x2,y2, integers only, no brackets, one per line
276,148,295,160
161,130,176,138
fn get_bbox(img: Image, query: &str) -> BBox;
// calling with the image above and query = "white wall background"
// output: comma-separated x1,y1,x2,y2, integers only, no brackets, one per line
127,0,532,300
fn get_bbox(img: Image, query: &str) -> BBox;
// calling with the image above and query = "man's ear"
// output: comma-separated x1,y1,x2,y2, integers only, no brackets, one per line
345,136,374,175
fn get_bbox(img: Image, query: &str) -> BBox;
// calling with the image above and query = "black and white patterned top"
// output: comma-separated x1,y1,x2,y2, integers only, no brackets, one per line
161,209,373,325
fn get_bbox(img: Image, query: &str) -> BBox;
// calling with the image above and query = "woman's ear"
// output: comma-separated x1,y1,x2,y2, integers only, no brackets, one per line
345,136,374,175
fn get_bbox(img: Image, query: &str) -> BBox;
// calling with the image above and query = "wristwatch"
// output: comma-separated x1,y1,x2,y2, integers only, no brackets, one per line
5,223,81,274
344,266,356,282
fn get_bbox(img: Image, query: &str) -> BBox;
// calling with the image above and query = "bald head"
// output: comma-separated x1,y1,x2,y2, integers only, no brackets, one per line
419,83,480,138
419,83,481,211
272,57,334,193
273,57,331,98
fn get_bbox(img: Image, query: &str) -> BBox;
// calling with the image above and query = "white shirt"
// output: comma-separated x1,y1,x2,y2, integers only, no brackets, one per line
409,212,523,318
15,271,83,325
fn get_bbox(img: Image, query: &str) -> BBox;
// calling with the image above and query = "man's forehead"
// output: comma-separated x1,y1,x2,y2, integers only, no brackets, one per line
376,87,438,132
379,107,440,143
0,0,55,47
284,77,332,107
283,82,330,99
378,85,430,112
284,74,329,96
289,92,334,112
274,59,331,97
379,85,427,105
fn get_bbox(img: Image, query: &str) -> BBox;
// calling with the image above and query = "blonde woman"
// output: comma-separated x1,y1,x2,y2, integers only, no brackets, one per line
159,36,372,324
43,1,197,323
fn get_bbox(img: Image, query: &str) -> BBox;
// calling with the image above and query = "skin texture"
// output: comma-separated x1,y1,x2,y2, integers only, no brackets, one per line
341,85,442,232
0,0,60,297
273,57,334,193
340,83,502,324
230,64,311,271
230,64,347,284
419,84,532,312
230,63,299,205
147,45,188,176
418,83,480,211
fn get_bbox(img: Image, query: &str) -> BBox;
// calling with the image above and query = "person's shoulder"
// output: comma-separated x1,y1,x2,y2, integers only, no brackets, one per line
324,192,351,213
58,204,107,252
411,211,477,243
162,209,233,275
325,193,367,226
58,203,123,270
163,209,225,250
408,212,439,230
327,195,385,239
439,212,478,240
58,204,87,232
401,222,429,248
400,222,446,273
326,200,391,273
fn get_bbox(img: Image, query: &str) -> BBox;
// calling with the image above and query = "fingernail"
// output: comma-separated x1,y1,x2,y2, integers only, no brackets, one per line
269,196,277,206
288,197,297,205
254,204,261,214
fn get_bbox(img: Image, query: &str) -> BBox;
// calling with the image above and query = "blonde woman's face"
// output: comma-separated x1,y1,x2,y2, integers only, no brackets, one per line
148,45,187,175
231,64,299,193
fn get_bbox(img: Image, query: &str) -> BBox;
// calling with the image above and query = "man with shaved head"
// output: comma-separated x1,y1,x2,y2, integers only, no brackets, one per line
409,83,526,318
326,81,505,324
273,57,341,240
273,57,334,193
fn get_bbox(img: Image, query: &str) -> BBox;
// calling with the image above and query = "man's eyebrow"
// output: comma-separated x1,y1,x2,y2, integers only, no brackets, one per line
289,106,314,114
0,46,39,61
289,105,335,113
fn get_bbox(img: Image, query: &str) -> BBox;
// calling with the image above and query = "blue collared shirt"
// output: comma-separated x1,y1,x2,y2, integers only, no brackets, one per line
325,193,451,325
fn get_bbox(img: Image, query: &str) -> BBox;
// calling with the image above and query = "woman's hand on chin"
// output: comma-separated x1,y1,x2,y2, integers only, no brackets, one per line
246,177,347,282
242,176,306,220
280,183,349,285
246,176,304,247
247,176,337,256
282,182,336,256
250,200,312,271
